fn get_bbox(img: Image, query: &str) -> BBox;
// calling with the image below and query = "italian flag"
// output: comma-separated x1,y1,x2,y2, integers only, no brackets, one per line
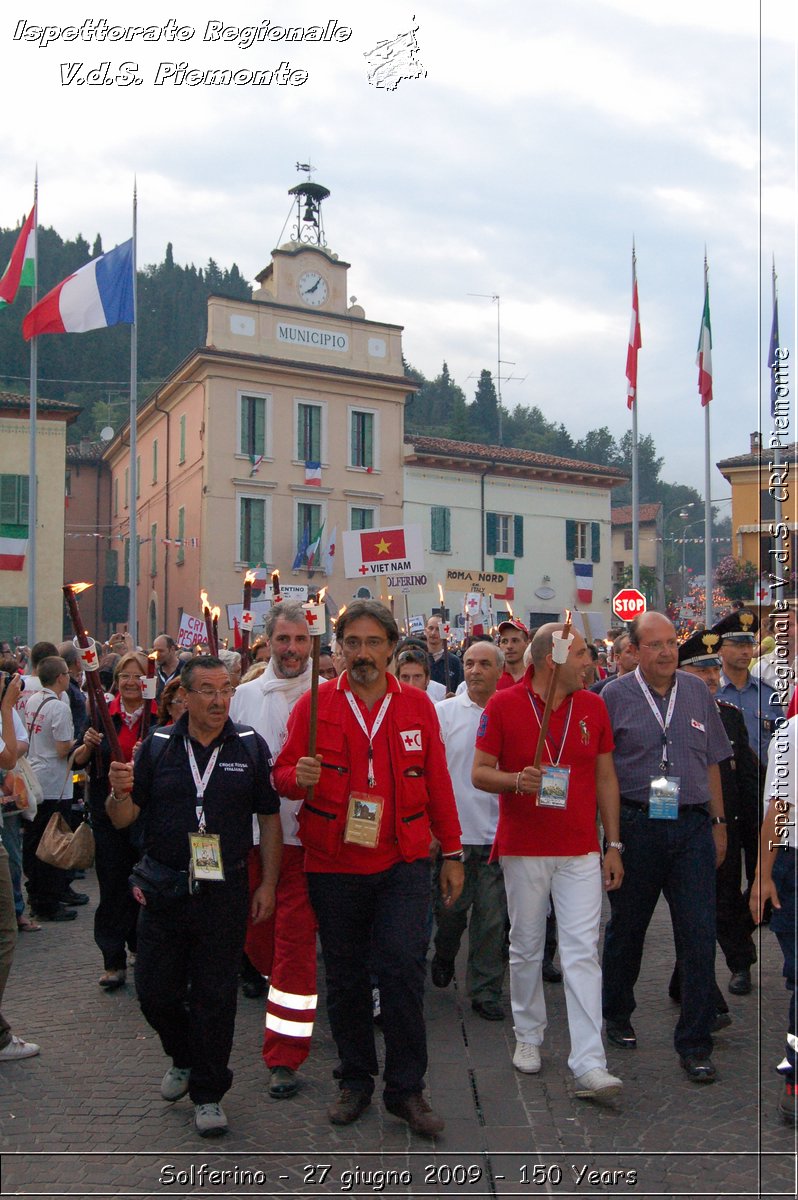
494,557,515,602
0,525,28,571
696,266,713,406
0,207,36,309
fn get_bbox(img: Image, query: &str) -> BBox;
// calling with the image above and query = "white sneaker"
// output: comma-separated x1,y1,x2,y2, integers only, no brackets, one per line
160,1066,191,1101
573,1067,623,1100
0,1035,40,1061
194,1102,228,1137
513,1041,541,1074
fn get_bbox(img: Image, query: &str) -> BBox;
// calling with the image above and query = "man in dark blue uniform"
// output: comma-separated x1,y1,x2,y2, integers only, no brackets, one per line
108,656,281,1138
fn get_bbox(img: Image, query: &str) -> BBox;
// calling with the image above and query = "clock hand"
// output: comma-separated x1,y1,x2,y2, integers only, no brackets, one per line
304,277,321,295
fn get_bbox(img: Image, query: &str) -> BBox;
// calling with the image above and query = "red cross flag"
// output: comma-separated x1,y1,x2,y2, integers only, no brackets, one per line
343,525,425,579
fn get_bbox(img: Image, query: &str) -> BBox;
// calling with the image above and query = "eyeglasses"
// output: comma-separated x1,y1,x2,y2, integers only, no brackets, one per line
341,637,389,652
186,686,235,700
117,673,143,682
639,639,678,652
168,697,186,707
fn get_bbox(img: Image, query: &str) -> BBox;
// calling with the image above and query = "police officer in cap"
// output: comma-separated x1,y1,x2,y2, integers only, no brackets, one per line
677,628,759,997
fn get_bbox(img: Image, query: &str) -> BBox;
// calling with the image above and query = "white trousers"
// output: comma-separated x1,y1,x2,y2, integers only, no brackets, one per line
501,853,606,1077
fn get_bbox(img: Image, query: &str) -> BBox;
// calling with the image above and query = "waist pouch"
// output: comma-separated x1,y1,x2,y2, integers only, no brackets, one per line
129,854,190,908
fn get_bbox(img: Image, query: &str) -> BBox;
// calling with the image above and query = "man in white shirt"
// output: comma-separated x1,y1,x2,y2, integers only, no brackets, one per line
229,602,315,1101
751,603,797,709
431,641,507,1020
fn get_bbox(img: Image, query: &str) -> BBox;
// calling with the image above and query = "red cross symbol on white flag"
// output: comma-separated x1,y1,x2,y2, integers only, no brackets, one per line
305,609,319,628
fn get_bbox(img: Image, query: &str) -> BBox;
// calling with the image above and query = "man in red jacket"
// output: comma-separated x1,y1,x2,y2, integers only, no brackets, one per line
274,600,464,1139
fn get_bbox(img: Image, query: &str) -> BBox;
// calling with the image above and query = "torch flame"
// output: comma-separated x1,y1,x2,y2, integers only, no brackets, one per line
148,650,158,661
437,583,445,605
244,569,257,586
337,605,347,618
271,569,280,581
564,608,572,627
211,606,221,621
68,582,93,595
200,589,210,609
506,601,514,618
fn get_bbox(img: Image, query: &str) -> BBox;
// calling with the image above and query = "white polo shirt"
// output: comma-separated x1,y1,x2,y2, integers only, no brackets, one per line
435,690,499,845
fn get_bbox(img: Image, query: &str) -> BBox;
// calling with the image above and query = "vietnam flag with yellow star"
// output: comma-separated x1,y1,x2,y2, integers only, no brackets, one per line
343,525,425,578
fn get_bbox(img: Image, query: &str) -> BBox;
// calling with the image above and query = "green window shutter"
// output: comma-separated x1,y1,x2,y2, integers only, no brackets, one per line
514,514,524,559
591,521,601,563
179,414,186,463
566,519,576,561
136,457,141,499
105,549,118,583
363,413,374,467
124,538,130,585
150,524,157,576
431,506,444,551
486,512,498,557
176,507,186,565
152,440,158,484
113,478,119,517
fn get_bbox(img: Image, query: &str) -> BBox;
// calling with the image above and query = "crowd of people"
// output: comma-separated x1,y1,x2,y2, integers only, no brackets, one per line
0,597,795,1140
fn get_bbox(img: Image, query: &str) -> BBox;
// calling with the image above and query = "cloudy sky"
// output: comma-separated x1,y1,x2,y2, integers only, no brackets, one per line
3,1,795,496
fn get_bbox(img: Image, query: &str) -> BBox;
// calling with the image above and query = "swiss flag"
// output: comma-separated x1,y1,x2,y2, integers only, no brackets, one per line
359,528,406,563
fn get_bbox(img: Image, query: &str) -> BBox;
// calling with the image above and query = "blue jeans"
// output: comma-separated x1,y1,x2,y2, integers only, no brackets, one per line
770,848,797,1082
602,804,717,1058
308,859,431,1101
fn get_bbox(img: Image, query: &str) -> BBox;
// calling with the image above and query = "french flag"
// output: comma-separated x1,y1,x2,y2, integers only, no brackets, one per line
23,239,134,339
574,561,593,604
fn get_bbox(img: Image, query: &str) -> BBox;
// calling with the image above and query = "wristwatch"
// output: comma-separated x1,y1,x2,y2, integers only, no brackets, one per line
442,850,465,862
606,841,625,854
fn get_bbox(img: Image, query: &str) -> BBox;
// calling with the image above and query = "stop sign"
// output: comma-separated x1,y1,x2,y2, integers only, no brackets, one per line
612,588,647,621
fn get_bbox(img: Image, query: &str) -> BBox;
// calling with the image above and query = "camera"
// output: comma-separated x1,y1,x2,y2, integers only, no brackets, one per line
0,672,25,703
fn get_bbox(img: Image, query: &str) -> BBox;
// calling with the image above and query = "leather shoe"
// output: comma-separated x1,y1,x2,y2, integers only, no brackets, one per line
542,960,563,983
680,1055,716,1083
384,1092,445,1138
242,976,266,999
430,956,454,988
711,1011,732,1032
269,1066,298,1099
605,1020,637,1049
63,888,89,906
328,1087,371,1125
99,968,126,990
471,999,504,1021
33,904,77,922
728,969,751,995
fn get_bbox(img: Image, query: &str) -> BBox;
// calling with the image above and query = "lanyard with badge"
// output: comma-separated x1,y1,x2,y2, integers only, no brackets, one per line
635,667,680,819
342,690,392,847
185,738,225,886
529,691,574,809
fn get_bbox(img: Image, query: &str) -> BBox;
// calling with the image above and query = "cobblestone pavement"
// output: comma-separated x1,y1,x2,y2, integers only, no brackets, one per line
0,872,795,1199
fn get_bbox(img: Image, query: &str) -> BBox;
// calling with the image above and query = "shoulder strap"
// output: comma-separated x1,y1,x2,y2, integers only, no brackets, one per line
27,693,57,753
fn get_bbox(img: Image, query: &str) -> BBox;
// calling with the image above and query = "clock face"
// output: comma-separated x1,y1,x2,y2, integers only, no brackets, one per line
297,271,329,307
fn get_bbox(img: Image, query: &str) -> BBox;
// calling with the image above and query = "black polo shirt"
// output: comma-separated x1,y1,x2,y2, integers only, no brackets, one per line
131,713,278,870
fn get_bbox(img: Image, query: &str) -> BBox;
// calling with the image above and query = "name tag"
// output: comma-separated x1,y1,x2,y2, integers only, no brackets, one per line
537,765,570,809
344,792,384,848
188,833,225,883
648,775,680,820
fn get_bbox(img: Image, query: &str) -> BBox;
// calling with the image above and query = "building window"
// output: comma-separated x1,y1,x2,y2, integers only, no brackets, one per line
624,529,633,551
124,538,130,586
431,506,451,553
566,519,600,563
105,549,118,584
349,409,375,469
152,439,158,484
176,507,186,566
486,513,524,558
297,401,322,463
178,414,186,465
113,477,119,517
150,523,158,577
0,475,29,528
239,496,267,565
240,393,267,459
613,560,625,582
297,502,323,561
350,507,375,531
0,607,27,641
124,468,129,509
136,456,141,499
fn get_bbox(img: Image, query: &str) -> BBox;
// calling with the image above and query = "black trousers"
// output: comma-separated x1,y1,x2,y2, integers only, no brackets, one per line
308,859,431,1102
134,867,249,1104
93,820,141,970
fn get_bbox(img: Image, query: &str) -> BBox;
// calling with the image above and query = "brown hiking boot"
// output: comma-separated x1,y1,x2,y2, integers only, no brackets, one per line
327,1087,371,1125
384,1092,445,1137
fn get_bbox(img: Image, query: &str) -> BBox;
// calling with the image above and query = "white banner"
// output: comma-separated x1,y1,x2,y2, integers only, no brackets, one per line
343,525,425,578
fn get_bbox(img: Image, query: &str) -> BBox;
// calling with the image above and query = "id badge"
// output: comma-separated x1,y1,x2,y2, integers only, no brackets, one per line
188,832,225,881
537,765,570,809
648,776,680,820
344,792,384,848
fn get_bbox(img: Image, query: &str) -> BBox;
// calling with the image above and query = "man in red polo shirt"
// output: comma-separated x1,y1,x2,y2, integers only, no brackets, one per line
473,622,624,1102
496,618,529,689
274,600,464,1138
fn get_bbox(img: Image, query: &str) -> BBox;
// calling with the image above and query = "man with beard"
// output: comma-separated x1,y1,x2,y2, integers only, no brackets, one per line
425,615,464,693
274,601,464,1138
230,603,316,1099
496,619,530,690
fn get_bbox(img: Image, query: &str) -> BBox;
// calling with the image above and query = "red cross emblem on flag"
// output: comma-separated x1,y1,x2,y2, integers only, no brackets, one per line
81,645,98,669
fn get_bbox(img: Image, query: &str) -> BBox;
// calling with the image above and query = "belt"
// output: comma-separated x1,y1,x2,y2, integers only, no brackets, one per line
621,798,708,817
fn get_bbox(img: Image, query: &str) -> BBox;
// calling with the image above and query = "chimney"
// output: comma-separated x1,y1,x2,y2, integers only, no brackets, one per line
750,431,761,454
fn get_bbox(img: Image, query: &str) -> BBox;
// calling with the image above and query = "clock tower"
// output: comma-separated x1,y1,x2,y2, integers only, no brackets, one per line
251,179,356,318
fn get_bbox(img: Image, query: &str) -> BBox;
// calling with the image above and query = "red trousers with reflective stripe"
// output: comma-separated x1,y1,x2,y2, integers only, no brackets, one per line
245,844,318,1070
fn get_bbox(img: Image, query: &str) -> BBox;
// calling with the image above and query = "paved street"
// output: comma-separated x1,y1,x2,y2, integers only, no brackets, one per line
0,872,795,1199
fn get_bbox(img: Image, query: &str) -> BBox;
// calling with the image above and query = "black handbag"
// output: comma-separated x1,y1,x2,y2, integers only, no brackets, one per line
129,854,190,908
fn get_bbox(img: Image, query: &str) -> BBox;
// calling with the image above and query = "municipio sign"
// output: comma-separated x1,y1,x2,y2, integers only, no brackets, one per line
612,588,647,621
